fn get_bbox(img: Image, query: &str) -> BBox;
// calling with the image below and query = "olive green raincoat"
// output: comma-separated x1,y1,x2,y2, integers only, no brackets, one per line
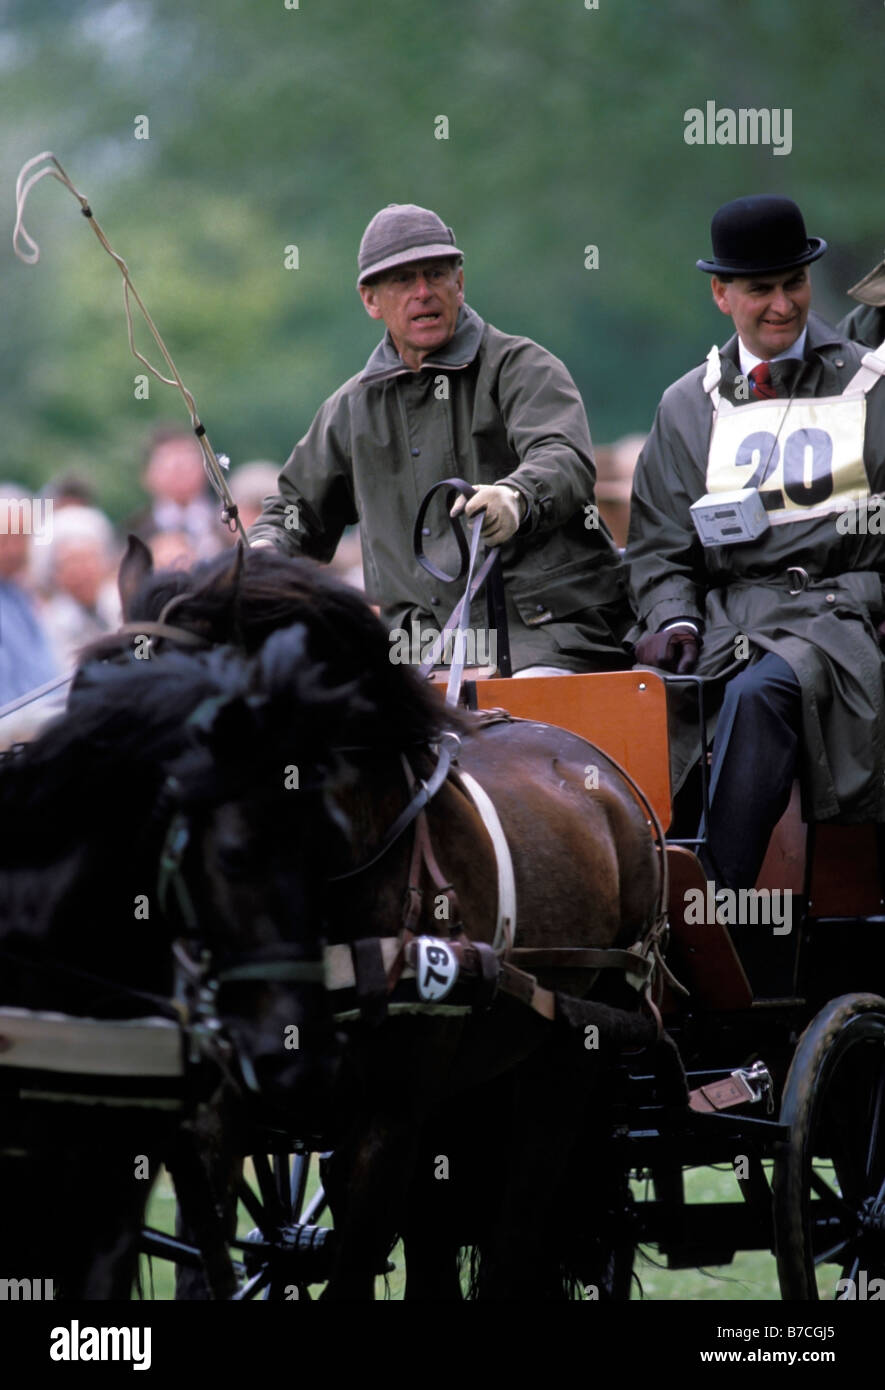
249,305,632,672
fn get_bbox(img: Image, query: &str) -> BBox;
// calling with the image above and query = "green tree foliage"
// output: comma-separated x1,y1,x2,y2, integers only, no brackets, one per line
1,0,882,516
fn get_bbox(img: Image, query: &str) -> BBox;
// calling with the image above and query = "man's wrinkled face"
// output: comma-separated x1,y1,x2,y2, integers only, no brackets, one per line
711,268,812,360
359,258,464,370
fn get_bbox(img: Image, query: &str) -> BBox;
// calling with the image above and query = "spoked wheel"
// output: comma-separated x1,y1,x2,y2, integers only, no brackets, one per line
141,1144,335,1300
231,1146,334,1300
773,993,885,1300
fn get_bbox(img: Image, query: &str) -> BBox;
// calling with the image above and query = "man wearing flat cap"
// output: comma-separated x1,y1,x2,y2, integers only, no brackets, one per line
249,203,632,675
627,194,885,892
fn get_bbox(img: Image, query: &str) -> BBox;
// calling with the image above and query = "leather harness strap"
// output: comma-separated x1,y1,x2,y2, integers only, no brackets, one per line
402,761,463,935
506,945,654,984
329,733,458,883
116,620,213,649
687,1061,773,1115
351,937,390,1027
324,935,555,1021
329,712,676,1029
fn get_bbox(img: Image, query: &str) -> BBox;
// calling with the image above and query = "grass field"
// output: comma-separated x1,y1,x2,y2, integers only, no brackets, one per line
136,1159,784,1301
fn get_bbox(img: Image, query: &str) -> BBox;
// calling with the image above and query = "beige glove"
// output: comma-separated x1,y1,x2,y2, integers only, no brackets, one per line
450,484,526,545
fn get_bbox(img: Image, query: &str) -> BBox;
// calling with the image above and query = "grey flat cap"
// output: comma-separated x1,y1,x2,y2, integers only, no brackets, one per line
357,203,463,285
848,255,885,307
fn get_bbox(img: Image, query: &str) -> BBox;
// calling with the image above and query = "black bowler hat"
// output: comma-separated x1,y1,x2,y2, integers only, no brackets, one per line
697,195,826,276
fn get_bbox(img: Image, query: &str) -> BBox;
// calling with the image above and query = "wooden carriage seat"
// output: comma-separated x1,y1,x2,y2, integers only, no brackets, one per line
468,672,752,1009
470,671,672,830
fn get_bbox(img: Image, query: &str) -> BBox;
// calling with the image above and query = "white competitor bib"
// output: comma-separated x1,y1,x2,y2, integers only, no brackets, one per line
702,339,885,527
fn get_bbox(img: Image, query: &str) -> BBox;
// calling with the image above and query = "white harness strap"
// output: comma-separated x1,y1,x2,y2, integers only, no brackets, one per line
324,938,405,991
455,768,517,953
703,344,725,410
844,334,885,396
0,1008,184,1078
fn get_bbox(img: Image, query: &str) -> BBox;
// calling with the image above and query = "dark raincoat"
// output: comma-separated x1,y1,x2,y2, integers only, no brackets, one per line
627,312,885,822
249,305,632,672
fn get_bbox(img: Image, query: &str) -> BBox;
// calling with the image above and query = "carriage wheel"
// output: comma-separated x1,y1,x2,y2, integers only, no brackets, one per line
143,1145,335,1299
230,1146,334,1300
773,993,885,1301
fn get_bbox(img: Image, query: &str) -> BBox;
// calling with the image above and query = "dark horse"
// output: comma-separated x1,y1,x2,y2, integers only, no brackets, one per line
0,631,348,1298
99,540,663,1299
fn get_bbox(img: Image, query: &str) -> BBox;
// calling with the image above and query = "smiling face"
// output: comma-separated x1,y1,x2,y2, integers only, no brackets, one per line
711,267,812,360
359,258,464,369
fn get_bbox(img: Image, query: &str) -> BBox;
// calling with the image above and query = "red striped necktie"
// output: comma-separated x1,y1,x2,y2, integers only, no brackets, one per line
749,361,777,400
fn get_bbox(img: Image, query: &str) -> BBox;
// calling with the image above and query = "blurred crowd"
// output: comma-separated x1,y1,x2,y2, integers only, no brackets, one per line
0,422,634,747
0,426,365,744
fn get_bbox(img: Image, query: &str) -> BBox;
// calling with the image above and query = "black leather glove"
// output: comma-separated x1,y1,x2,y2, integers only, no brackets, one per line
634,627,701,674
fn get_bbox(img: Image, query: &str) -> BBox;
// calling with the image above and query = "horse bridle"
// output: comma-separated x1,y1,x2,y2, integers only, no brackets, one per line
117,591,215,652
328,732,460,882
155,777,328,1094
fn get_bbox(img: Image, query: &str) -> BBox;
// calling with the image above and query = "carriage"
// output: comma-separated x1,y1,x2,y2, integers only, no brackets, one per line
2,541,884,1303
136,664,885,1301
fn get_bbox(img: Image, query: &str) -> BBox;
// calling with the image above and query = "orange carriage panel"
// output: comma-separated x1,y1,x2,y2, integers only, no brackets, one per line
470,672,672,830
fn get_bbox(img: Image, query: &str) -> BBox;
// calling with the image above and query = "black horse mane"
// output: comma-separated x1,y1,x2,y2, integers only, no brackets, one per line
0,647,246,863
84,547,467,752
3,599,457,867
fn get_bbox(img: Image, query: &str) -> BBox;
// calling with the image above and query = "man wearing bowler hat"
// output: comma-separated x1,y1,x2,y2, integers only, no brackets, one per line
249,203,632,675
627,194,885,892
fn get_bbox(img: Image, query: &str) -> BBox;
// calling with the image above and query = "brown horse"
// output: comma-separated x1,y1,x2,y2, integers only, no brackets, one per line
101,541,662,1298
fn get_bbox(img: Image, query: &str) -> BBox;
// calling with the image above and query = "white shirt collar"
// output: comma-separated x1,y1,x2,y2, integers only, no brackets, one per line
738,327,807,378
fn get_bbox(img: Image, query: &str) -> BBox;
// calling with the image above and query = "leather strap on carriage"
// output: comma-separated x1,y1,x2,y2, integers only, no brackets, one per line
688,1062,773,1115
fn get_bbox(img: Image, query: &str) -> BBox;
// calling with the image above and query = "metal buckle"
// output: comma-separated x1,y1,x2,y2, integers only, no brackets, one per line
740,1060,774,1114
787,566,809,595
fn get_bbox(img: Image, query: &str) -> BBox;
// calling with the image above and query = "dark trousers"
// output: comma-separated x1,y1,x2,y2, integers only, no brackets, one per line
699,653,802,890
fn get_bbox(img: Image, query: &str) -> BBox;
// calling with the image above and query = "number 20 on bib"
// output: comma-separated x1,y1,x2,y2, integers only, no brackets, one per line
707,396,870,525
